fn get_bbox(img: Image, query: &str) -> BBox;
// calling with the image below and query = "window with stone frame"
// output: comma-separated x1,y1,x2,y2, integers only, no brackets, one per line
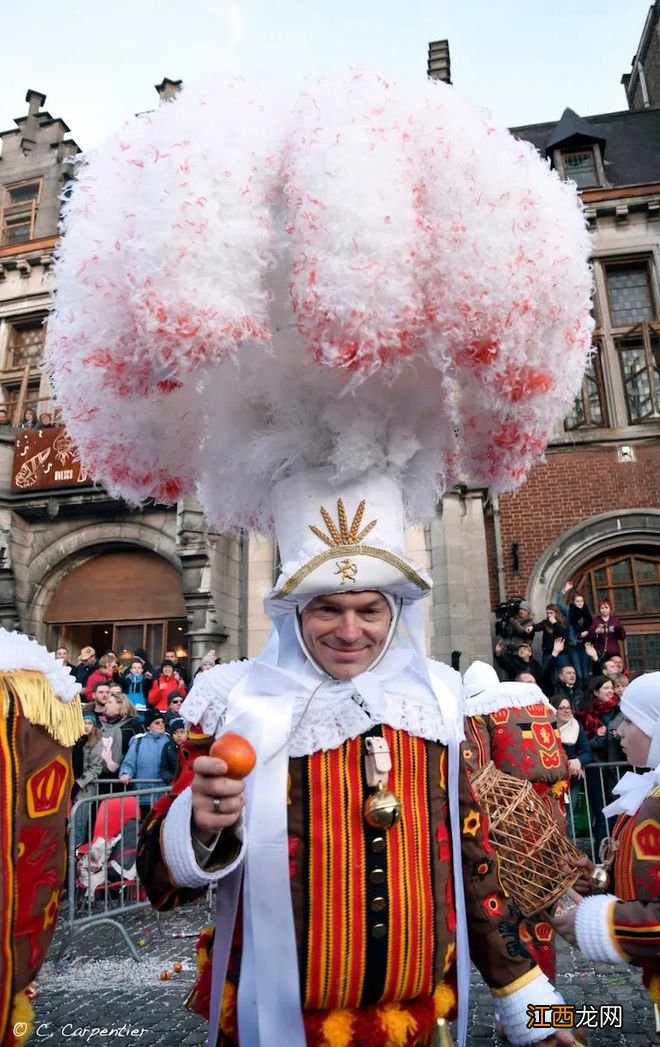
616,327,660,424
561,149,599,188
586,554,660,615
604,260,656,327
626,632,660,673
0,180,41,246
564,342,608,430
6,319,47,370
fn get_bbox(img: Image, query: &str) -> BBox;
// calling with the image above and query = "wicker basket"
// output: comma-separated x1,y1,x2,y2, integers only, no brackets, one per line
470,761,583,916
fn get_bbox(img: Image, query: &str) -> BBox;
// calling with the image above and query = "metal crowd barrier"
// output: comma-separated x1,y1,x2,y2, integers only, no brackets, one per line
62,780,170,960
563,760,634,862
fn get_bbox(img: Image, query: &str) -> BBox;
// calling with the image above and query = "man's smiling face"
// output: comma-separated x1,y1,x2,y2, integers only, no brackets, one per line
300,591,393,680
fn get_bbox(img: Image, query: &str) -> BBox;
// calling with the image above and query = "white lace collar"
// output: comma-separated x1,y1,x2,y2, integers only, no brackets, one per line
181,652,462,756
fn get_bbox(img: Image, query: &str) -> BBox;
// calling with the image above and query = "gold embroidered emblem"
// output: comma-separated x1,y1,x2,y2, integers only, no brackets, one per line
334,558,358,584
309,498,377,548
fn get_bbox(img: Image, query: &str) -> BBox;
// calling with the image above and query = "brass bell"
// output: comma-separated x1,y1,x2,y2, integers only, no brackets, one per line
589,865,610,893
364,782,401,829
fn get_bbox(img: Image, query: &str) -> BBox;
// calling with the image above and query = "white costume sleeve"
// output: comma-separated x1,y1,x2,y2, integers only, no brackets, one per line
162,786,246,888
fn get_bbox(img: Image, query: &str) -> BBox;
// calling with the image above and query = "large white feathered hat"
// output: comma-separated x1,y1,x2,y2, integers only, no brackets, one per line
46,72,594,541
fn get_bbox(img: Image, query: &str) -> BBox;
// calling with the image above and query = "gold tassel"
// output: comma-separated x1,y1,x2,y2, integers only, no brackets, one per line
0,671,85,748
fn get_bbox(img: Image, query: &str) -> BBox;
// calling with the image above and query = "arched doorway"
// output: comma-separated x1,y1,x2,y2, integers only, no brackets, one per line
573,547,660,672
44,549,189,671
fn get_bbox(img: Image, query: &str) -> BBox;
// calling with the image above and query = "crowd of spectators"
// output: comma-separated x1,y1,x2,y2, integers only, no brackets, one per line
59,642,215,846
494,585,631,847
0,406,57,430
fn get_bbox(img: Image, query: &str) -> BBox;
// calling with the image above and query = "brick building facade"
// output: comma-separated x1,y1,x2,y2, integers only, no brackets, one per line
486,4,660,672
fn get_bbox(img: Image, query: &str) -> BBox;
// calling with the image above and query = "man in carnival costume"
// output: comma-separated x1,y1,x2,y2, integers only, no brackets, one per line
462,663,569,982
137,470,582,1047
46,72,596,1046
555,672,660,1031
0,630,84,1046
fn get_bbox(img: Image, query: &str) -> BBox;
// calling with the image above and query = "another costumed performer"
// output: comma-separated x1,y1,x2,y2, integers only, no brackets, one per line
462,662,569,982
554,672,660,1032
0,630,84,1046
46,73,595,1047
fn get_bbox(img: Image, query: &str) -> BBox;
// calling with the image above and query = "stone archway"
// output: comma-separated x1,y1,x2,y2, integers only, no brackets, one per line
527,509,660,618
20,519,183,643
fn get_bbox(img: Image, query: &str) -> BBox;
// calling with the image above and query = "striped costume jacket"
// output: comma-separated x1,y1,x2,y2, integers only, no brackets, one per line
138,724,547,1047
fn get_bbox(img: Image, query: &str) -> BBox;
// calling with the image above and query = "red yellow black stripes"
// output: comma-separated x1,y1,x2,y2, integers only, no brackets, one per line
0,699,18,1040
612,918,660,943
465,716,489,769
613,813,637,902
304,741,367,1010
381,727,434,1002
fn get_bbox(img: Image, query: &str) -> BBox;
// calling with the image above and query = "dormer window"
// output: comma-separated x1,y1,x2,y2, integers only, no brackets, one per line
560,148,600,188
1,179,42,246
545,108,607,190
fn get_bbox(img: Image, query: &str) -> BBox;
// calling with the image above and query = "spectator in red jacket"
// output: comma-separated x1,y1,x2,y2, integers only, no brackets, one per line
148,660,188,711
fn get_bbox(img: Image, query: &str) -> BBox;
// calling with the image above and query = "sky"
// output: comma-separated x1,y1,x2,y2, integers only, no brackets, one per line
0,0,653,150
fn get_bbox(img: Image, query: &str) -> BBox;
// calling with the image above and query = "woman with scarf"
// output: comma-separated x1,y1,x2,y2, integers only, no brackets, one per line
555,672,660,1034
576,676,626,849
550,695,592,839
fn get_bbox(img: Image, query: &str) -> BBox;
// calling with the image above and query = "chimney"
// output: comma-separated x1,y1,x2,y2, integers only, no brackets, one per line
25,89,47,117
155,78,183,104
427,40,451,84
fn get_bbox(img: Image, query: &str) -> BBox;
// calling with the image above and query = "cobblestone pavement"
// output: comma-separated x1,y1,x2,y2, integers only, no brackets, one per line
32,900,656,1047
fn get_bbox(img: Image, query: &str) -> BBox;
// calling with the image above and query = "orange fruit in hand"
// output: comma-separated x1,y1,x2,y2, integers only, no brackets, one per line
209,732,257,779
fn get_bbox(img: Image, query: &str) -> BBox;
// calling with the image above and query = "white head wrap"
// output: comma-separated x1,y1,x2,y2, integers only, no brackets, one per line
620,671,660,767
462,659,551,715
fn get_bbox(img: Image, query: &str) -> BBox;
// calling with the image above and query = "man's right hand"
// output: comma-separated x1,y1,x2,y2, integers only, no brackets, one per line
191,756,245,844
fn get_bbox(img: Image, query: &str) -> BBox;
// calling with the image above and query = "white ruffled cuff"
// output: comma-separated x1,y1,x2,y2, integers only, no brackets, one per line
161,786,246,888
575,895,626,964
494,968,564,1044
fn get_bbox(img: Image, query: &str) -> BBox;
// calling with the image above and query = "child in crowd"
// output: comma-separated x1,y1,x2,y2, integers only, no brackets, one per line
159,716,188,786
163,691,185,725
122,657,151,721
